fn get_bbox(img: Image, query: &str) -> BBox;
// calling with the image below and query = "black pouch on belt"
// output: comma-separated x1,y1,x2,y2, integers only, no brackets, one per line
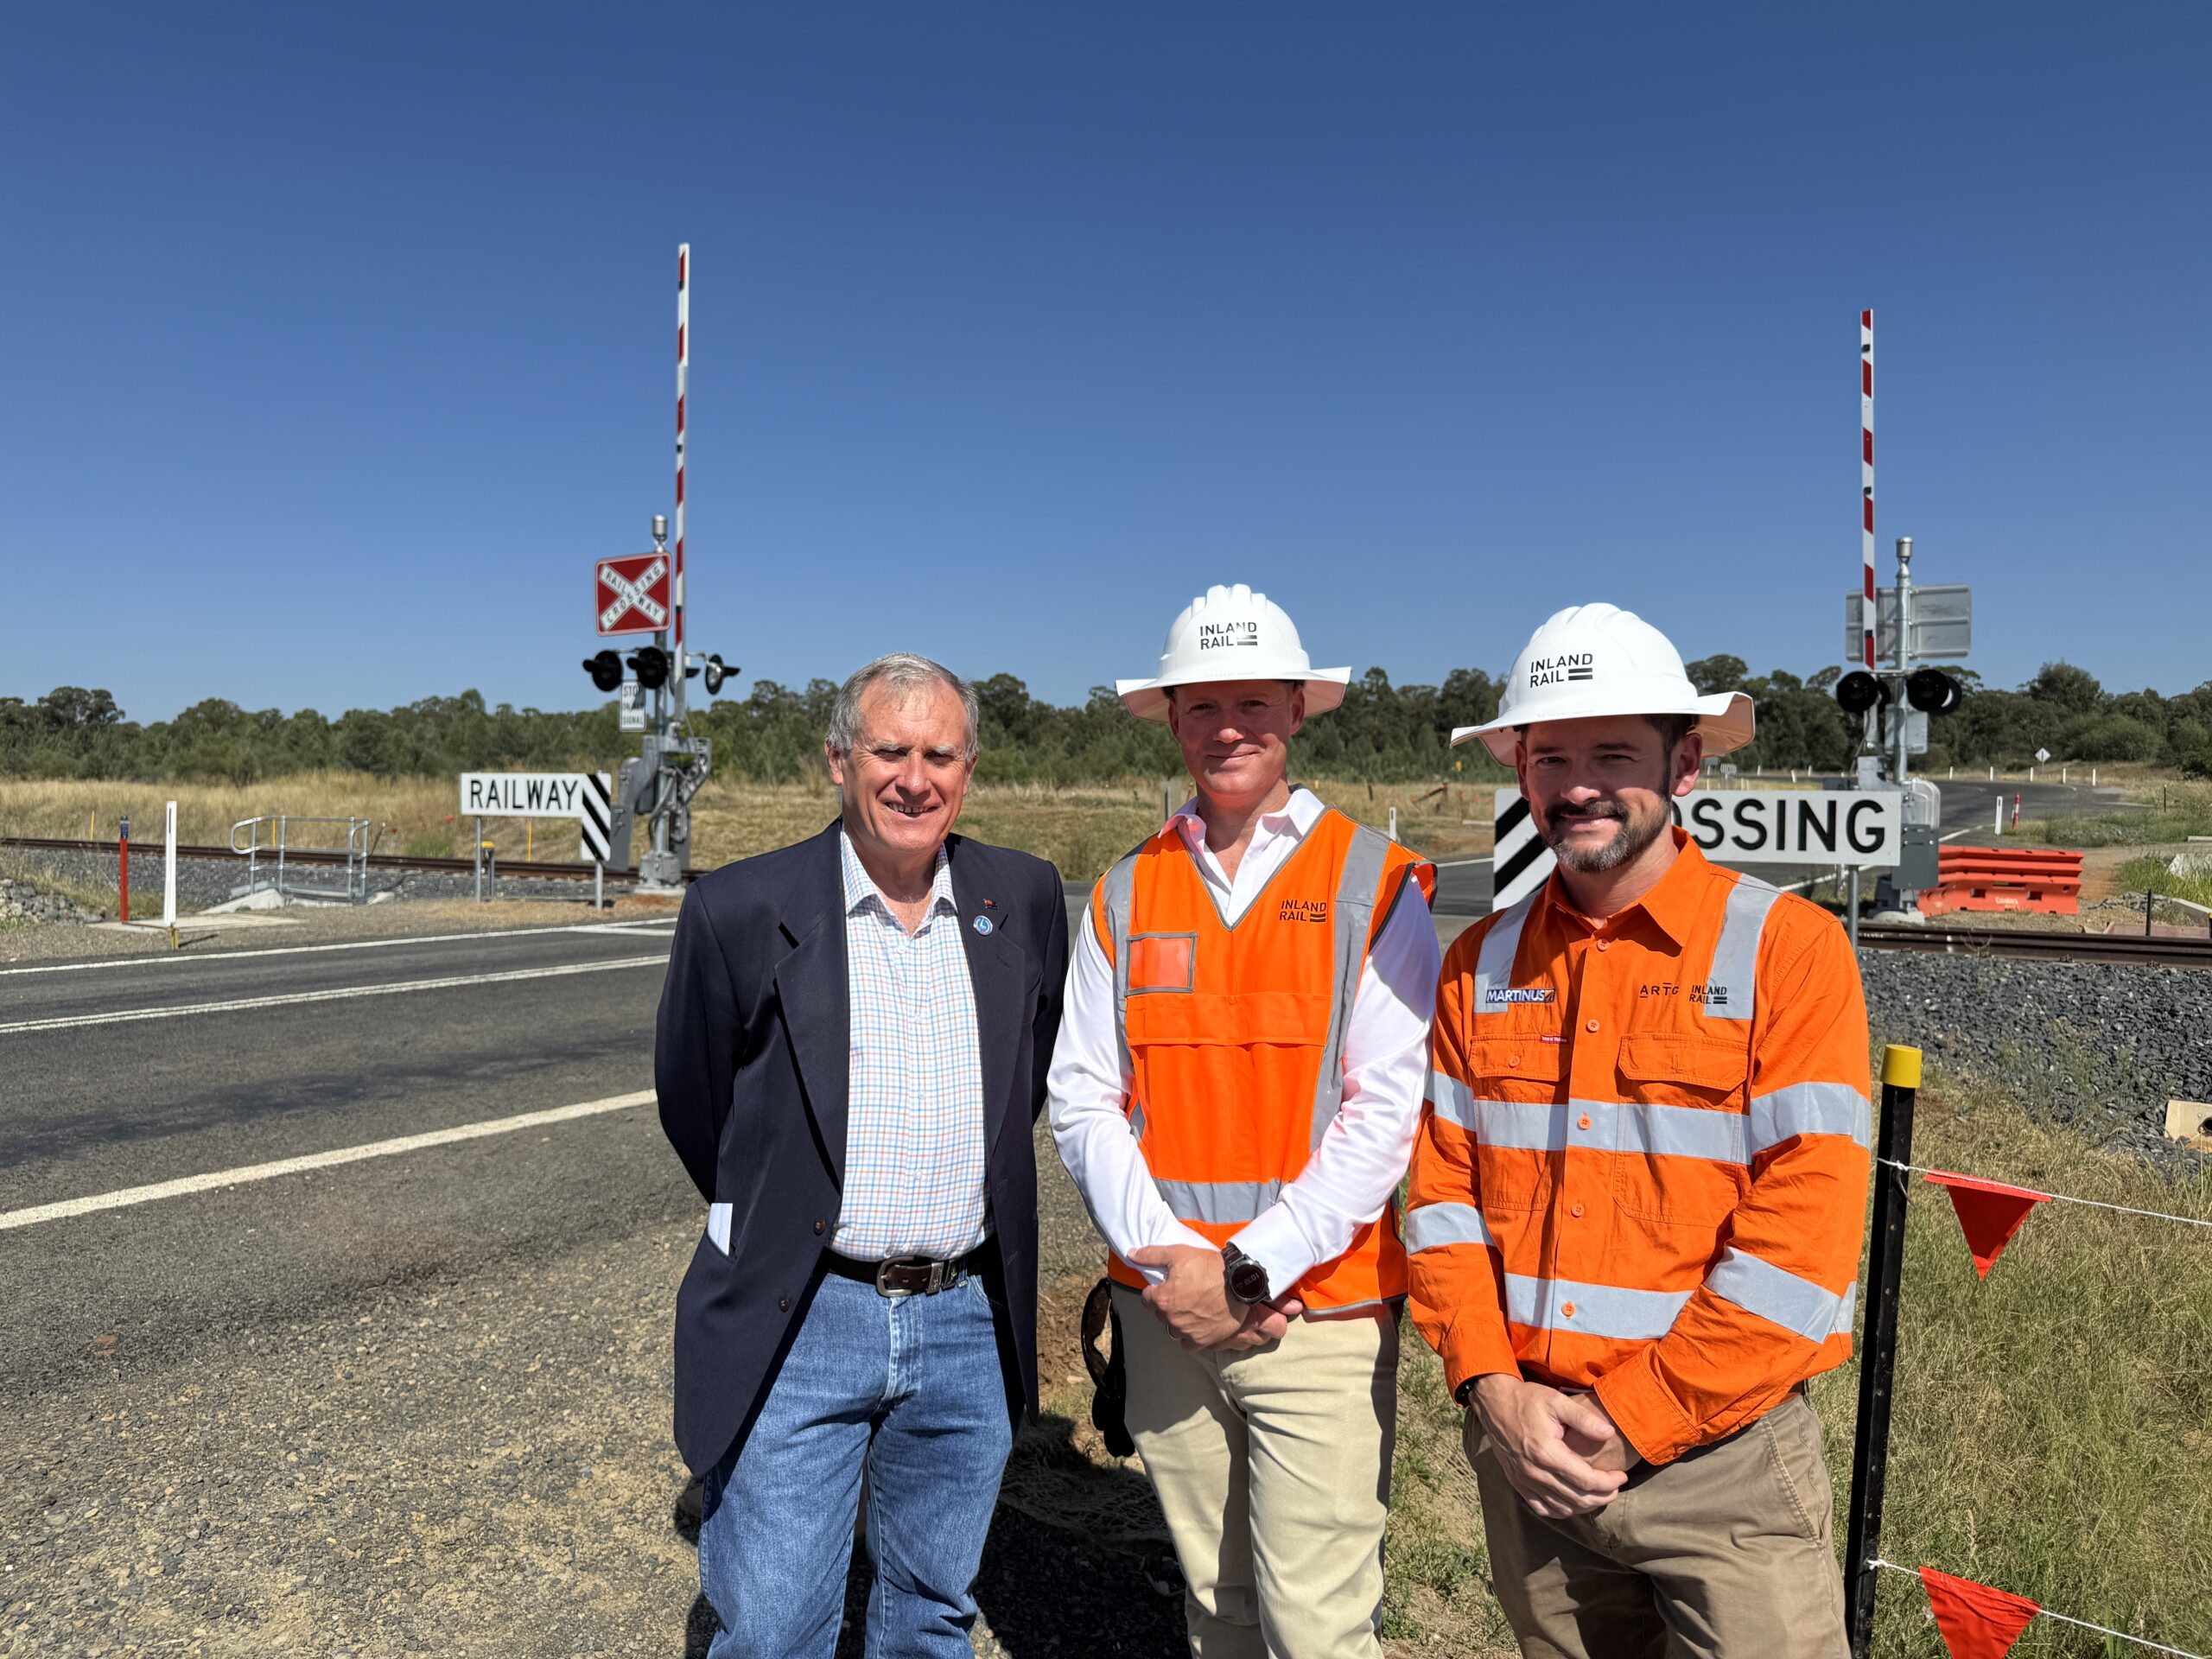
1080,1277,1135,1459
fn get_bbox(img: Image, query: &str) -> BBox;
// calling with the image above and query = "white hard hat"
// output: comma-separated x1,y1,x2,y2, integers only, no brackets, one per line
1451,602,1755,766
1116,583,1351,722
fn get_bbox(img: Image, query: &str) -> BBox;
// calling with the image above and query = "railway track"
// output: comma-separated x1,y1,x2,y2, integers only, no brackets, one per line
0,835,698,884
1853,920,2212,969
9,836,2209,967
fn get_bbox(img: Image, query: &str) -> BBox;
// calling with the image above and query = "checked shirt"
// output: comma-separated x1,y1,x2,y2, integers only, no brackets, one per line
831,829,989,1262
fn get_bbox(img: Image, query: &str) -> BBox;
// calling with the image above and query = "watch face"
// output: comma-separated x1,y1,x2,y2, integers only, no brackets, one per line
1229,1258,1270,1303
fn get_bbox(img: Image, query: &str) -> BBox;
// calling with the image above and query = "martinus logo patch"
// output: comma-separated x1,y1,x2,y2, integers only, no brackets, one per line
1483,987,1556,1006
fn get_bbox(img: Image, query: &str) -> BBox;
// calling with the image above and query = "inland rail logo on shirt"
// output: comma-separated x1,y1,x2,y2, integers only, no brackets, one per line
1690,982,1730,1007
1277,898,1329,923
1483,987,1556,1005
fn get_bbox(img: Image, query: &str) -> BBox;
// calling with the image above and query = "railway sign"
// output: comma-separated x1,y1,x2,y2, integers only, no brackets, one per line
618,681,646,733
458,772,614,861
596,554,671,637
1493,787,1904,908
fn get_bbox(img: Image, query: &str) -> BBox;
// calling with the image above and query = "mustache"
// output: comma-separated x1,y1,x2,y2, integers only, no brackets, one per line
1546,801,1626,823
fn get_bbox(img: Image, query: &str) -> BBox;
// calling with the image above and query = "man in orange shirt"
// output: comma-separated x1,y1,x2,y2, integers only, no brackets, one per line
1408,603,1871,1656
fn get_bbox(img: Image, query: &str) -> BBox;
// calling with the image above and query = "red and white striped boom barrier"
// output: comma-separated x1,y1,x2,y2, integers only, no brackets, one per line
674,243,690,653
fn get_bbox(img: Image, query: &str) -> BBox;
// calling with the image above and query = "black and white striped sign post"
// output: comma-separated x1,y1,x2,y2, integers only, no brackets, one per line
1491,789,1552,909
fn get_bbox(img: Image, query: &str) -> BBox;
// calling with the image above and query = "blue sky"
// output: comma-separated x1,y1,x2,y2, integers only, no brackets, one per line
3,5,2206,723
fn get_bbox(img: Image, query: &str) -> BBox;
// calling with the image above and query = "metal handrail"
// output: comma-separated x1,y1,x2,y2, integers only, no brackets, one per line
229,815,375,904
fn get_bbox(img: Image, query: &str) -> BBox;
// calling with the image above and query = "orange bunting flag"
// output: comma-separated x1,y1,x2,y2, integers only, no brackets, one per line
1922,1171,2052,1280
1920,1566,2040,1659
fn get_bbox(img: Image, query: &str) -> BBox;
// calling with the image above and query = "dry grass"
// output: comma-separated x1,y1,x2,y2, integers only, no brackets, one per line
2,772,1497,886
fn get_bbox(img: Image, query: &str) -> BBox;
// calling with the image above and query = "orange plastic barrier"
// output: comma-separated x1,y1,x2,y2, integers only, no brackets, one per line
1916,846,2082,917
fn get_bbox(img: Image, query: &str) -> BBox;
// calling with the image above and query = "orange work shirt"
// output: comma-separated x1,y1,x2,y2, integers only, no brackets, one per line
1406,832,1872,1465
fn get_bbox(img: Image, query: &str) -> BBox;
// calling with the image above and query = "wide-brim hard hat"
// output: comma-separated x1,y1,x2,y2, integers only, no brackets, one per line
1449,601,1756,766
1116,582,1351,722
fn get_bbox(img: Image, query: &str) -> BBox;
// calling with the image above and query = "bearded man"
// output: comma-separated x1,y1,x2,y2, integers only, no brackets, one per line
1406,603,1872,1657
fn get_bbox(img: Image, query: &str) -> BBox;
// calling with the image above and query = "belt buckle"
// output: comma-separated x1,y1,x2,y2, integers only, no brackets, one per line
874,1257,913,1297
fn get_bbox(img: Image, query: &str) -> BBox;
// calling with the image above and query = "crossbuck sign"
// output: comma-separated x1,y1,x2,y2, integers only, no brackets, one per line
1492,787,1904,909
458,772,615,862
595,554,671,637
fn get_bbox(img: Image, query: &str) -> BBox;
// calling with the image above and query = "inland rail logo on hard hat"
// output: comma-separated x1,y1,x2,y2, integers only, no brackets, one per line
1199,620,1261,651
1529,653,1596,688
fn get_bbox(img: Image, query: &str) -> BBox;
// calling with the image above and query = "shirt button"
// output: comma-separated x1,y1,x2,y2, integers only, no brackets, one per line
1586,1018,1601,1033
1560,1300,1577,1319
813,1220,825,1236
1578,1113,1592,1130
1508,1054,1522,1067
1571,1203,1586,1218
1597,939,1611,952
778,1296,791,1313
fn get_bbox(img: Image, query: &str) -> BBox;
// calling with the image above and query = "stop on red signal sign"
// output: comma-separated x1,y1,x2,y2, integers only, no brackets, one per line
595,555,671,637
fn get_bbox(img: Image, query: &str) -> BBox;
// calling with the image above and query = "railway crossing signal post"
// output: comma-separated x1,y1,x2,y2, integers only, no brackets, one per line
583,247,734,894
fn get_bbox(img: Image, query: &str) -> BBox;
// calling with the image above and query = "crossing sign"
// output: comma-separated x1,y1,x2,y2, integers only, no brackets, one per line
596,554,671,637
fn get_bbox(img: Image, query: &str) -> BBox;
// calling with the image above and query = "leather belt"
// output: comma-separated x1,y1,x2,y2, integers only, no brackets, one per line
823,1237,995,1299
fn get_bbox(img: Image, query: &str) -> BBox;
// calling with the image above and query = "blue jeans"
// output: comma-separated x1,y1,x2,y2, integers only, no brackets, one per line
696,1268,1014,1658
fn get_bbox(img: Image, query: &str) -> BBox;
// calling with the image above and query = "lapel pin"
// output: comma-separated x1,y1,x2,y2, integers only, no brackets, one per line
973,913,995,935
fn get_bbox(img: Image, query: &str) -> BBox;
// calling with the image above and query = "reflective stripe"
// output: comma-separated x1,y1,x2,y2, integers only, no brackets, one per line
1154,1176,1281,1225
1310,822,1392,1150
1472,893,1538,1020
1704,1245,1857,1342
1428,1067,1478,1130
1128,1102,1146,1139
1101,850,1140,1109
1471,1097,1755,1165
1503,1274,1689,1340
1750,1081,1872,1151
1702,875,1779,1021
1404,1200,1495,1253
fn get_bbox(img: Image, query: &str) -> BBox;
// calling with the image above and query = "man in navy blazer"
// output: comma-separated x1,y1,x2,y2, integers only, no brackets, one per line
656,652,1067,1658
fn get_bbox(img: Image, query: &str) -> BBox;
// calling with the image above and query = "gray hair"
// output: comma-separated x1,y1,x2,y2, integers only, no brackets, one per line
826,652,980,763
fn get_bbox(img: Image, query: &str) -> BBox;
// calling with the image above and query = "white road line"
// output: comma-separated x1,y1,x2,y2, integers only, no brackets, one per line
0,956,666,1036
1940,827,1974,842
0,1091,655,1233
0,917,676,978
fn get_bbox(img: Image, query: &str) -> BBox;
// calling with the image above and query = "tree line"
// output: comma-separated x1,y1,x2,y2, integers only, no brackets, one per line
5,658,2209,786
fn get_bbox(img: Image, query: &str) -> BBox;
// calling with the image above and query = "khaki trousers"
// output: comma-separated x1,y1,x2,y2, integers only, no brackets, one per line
1473,1391,1847,1659
1115,1287,1398,1659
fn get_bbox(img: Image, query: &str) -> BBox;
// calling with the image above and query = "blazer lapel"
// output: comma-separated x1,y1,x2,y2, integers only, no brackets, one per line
949,838,1027,1157
774,822,852,1184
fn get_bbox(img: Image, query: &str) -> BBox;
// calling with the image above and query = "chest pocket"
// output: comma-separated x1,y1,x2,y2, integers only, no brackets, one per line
1462,1035,1565,1214
1610,1033,1752,1224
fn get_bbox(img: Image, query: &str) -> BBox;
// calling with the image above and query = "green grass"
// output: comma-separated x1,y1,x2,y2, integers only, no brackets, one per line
2021,779,2212,849
2115,853,2212,911
1379,1064,2212,1655
1842,1071,2212,1656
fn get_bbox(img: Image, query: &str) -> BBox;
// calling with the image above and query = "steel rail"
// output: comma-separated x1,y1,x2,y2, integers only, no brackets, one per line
1,835,698,885
1854,920,2212,969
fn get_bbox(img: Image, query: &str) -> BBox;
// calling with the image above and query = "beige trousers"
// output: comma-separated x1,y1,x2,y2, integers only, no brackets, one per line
1473,1390,1848,1659
1114,1286,1398,1659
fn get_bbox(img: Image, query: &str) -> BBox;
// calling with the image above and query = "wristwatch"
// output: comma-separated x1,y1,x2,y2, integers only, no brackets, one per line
1222,1244,1271,1306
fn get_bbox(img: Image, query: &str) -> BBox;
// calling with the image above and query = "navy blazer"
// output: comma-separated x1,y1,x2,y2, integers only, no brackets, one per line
655,820,1069,1478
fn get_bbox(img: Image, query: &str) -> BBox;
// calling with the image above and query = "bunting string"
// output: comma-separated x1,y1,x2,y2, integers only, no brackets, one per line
1865,1560,2209,1658
1877,1160,2212,1231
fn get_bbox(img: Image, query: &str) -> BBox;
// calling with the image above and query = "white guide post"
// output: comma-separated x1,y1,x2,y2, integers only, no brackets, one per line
162,801,178,927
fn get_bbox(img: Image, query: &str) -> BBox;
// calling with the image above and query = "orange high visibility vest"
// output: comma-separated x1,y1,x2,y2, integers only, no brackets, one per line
1091,805,1434,1312
1406,837,1872,1465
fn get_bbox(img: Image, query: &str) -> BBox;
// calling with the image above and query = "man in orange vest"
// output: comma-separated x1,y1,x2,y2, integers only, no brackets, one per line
1049,584,1440,1659
1408,602,1871,1656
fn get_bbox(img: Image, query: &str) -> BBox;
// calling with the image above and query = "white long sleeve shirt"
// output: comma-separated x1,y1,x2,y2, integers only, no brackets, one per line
1047,787,1443,1296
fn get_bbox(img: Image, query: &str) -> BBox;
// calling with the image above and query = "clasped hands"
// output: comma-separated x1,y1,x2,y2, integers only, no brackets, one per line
1466,1373,1642,1519
1124,1244,1301,1351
